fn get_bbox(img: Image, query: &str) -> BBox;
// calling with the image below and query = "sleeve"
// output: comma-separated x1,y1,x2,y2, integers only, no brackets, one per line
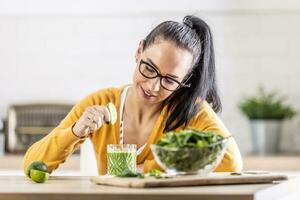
143,159,163,173
190,101,243,172
23,93,98,176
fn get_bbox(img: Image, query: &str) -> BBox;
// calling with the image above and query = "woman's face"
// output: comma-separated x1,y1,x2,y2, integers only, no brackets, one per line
132,39,193,105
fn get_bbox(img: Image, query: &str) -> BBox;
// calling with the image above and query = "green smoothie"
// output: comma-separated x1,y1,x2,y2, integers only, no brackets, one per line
107,144,137,176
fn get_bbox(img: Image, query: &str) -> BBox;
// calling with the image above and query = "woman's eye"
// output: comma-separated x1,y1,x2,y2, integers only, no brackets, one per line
145,65,155,72
165,78,175,85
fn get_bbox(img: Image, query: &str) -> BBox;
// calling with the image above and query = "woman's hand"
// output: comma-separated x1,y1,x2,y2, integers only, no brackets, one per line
72,105,110,138
137,163,144,173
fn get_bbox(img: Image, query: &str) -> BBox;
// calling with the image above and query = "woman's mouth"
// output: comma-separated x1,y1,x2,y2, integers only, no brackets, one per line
140,86,156,100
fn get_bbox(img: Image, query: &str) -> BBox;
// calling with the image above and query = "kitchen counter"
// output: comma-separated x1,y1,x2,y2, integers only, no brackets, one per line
0,175,299,200
1,154,300,171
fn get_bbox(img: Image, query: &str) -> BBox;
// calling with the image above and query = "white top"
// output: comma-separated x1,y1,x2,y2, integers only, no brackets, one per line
119,85,146,155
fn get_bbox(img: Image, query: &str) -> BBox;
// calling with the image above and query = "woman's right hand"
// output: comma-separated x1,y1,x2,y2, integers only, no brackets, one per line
72,105,110,138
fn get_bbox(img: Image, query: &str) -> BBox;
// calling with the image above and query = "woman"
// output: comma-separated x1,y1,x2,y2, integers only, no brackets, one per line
23,15,243,175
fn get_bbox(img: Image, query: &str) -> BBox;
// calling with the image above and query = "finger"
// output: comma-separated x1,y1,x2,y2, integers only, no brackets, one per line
84,123,97,133
84,106,108,125
87,113,98,123
93,105,110,123
89,115,102,127
95,116,102,127
85,119,100,132
81,111,101,130
84,126,90,135
85,107,96,116
91,123,98,132
87,107,104,121
85,111,95,121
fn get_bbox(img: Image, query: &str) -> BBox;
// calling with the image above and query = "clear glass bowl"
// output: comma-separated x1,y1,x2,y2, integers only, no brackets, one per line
150,138,229,176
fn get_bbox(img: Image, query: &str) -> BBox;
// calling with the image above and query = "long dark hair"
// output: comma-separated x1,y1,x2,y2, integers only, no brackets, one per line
143,15,221,132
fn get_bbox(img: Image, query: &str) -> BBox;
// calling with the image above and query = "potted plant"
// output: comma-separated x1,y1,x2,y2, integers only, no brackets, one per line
238,86,296,154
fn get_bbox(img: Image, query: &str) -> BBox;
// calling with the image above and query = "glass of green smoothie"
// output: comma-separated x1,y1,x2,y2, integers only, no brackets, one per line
107,144,137,176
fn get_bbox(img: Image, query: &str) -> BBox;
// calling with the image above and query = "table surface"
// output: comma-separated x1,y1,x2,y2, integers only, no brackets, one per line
0,175,300,200
2,154,300,171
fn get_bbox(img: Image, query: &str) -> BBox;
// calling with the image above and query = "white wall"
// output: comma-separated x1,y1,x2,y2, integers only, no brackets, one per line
1,0,300,155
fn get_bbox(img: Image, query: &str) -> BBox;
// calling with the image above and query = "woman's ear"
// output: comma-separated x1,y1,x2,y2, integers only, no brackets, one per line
135,40,144,63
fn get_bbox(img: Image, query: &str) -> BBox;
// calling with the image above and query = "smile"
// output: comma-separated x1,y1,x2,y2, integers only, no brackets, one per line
141,86,157,99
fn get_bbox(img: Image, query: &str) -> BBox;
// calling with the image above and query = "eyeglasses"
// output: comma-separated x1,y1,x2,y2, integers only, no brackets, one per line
138,59,192,91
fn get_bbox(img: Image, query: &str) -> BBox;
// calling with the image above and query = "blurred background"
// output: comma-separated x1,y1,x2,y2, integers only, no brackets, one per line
0,0,299,175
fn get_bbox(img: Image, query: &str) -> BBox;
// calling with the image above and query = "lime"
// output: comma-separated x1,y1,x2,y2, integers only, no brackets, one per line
106,102,117,125
27,161,48,177
30,169,49,183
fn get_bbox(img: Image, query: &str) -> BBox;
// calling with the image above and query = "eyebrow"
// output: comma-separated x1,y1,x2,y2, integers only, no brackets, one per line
146,58,179,79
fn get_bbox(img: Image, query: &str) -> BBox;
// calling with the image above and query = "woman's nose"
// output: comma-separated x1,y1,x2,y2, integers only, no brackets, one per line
148,77,161,92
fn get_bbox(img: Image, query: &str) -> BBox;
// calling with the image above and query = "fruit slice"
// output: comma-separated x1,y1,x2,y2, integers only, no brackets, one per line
106,102,117,125
27,161,48,178
30,169,49,183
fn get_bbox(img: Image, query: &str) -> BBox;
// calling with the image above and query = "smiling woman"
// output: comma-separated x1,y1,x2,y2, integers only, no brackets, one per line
23,15,243,175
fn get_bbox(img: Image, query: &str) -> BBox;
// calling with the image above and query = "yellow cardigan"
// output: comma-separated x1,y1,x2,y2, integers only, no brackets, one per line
23,84,243,175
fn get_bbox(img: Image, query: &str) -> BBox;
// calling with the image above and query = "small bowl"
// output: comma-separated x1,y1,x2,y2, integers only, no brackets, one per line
150,138,229,176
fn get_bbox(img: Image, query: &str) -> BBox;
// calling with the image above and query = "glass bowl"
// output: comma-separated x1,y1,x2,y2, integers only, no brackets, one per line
150,138,229,176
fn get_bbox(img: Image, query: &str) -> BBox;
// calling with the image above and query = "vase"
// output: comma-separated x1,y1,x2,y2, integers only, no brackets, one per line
250,119,282,155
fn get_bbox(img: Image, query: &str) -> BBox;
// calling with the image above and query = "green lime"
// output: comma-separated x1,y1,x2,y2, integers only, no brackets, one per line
30,169,49,183
106,102,117,125
27,161,48,177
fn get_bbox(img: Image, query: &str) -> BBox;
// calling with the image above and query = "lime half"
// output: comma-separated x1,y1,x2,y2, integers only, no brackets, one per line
106,102,117,125
30,169,49,183
27,161,48,177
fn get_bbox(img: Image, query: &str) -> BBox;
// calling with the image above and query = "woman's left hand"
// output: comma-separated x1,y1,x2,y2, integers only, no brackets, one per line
137,163,144,173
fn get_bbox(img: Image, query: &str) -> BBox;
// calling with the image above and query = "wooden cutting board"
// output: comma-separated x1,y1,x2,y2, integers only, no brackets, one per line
90,172,288,188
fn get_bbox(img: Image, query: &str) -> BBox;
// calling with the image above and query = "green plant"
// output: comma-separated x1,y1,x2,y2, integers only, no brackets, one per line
238,86,296,120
